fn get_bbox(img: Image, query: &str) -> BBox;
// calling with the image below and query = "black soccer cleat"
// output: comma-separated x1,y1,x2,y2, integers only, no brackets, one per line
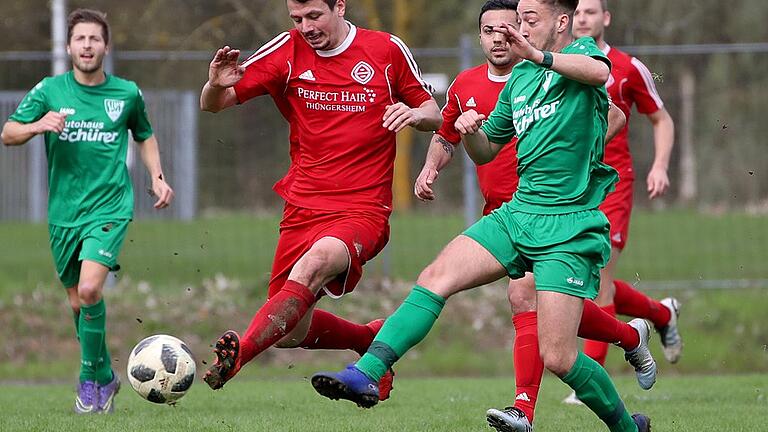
203,330,242,390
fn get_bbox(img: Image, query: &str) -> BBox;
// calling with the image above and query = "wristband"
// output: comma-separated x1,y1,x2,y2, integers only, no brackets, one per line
540,51,554,69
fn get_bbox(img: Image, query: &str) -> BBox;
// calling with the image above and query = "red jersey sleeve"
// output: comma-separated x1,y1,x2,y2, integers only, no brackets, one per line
234,32,292,104
387,35,434,108
627,57,664,115
436,78,462,144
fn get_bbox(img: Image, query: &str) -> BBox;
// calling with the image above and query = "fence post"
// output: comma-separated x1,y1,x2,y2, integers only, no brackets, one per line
459,34,480,228
177,91,198,221
678,67,697,204
28,137,46,222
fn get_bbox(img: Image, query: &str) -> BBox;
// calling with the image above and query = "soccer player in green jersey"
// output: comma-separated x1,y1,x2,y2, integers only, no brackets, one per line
312,0,650,430
1,9,174,414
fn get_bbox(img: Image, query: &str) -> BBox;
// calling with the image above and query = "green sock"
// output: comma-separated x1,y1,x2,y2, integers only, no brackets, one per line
78,299,113,384
72,310,80,337
562,352,638,432
356,286,446,382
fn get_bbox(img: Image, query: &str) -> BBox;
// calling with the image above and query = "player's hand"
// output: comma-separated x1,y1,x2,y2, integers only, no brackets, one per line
414,165,439,201
150,175,174,209
454,110,486,136
33,111,67,134
646,166,670,199
493,22,539,62
383,103,422,133
208,46,245,88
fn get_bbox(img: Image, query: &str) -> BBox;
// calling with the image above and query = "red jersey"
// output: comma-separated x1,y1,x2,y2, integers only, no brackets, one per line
235,23,434,212
604,45,665,180
437,63,518,215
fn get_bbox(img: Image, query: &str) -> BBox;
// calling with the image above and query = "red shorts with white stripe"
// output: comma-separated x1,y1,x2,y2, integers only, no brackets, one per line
599,176,633,251
267,203,390,299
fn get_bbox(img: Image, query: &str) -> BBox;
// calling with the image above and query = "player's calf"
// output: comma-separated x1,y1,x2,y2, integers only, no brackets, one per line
203,330,242,390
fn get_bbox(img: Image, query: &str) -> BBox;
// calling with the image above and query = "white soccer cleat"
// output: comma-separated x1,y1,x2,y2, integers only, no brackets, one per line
561,390,584,406
486,406,534,432
625,319,657,390
657,297,683,364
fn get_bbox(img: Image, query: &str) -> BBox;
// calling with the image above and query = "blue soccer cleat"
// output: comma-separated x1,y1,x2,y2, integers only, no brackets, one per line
311,364,380,408
632,413,652,432
97,370,121,413
74,380,98,414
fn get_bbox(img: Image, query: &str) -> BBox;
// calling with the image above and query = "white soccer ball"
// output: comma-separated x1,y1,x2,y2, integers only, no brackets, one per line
127,334,196,404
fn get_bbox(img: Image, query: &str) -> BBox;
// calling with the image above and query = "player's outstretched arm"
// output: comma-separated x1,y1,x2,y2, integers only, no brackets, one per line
415,134,458,201
135,134,174,209
456,110,503,165
383,100,442,133
606,102,626,143
646,108,674,199
200,46,244,113
494,23,609,86
1,112,67,146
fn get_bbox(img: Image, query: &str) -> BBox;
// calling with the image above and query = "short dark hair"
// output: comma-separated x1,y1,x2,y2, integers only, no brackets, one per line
292,0,338,9
538,0,580,14
67,9,110,45
479,0,520,29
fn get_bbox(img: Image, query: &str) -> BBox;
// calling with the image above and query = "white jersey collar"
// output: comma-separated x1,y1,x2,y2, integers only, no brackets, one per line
487,67,512,83
601,43,611,55
317,21,356,58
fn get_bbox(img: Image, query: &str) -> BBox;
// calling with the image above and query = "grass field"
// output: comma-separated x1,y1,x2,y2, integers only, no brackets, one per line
1,209,768,297
1,374,766,431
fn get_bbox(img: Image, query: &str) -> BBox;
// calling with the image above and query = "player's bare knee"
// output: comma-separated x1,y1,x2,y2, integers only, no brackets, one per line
77,281,103,305
416,262,455,298
508,289,536,314
540,346,576,377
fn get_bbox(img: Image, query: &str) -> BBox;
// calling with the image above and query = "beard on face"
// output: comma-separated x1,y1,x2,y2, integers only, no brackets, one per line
72,52,104,74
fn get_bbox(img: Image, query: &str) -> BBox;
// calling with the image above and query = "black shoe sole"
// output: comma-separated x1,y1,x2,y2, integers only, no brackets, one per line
486,412,531,432
311,375,378,409
203,331,239,390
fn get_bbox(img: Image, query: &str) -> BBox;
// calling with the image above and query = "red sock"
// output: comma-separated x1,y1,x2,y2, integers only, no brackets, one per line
298,309,378,356
579,301,639,351
581,303,615,365
239,280,316,365
614,279,671,328
512,311,543,423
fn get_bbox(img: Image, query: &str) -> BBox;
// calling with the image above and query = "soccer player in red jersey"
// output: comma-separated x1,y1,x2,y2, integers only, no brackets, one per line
570,0,682,398
415,2,655,429
199,0,442,396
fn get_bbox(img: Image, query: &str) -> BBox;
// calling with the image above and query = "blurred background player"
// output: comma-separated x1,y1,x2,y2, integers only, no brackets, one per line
567,0,682,404
199,0,441,398
312,0,651,430
0,9,174,414
415,1,655,430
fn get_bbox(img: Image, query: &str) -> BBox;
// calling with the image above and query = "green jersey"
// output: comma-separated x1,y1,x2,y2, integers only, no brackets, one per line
9,71,153,227
481,37,618,215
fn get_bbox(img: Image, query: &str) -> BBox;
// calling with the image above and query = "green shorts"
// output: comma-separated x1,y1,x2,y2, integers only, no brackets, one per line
463,205,610,299
48,219,130,288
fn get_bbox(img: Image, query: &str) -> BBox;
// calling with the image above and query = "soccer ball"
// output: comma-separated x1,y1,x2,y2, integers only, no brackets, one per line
127,334,196,404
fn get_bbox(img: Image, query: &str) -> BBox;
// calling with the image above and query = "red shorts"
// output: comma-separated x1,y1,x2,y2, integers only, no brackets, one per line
599,175,633,251
267,203,390,299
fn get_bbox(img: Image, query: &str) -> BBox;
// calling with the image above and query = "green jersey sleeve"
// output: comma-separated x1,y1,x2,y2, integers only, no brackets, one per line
129,86,153,142
565,37,612,72
481,81,516,145
8,79,50,124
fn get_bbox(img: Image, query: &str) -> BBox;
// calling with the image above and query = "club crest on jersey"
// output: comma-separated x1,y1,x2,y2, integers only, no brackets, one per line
104,99,125,122
351,61,375,85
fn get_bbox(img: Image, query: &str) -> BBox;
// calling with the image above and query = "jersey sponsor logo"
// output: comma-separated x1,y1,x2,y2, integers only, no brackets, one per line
104,99,125,122
466,97,477,108
59,120,119,144
351,61,375,85
542,71,554,92
299,70,316,81
513,99,561,135
296,86,377,113
59,107,76,115
566,277,585,287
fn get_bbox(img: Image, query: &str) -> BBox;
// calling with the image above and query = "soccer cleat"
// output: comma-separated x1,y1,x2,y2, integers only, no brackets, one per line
96,371,121,413
311,364,380,408
378,368,395,401
625,319,657,390
561,390,584,406
74,380,98,414
486,406,534,432
203,330,242,390
657,298,683,364
631,413,652,432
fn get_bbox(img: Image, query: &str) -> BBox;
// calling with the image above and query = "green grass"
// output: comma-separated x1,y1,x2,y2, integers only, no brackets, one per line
1,375,766,431
2,209,768,298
